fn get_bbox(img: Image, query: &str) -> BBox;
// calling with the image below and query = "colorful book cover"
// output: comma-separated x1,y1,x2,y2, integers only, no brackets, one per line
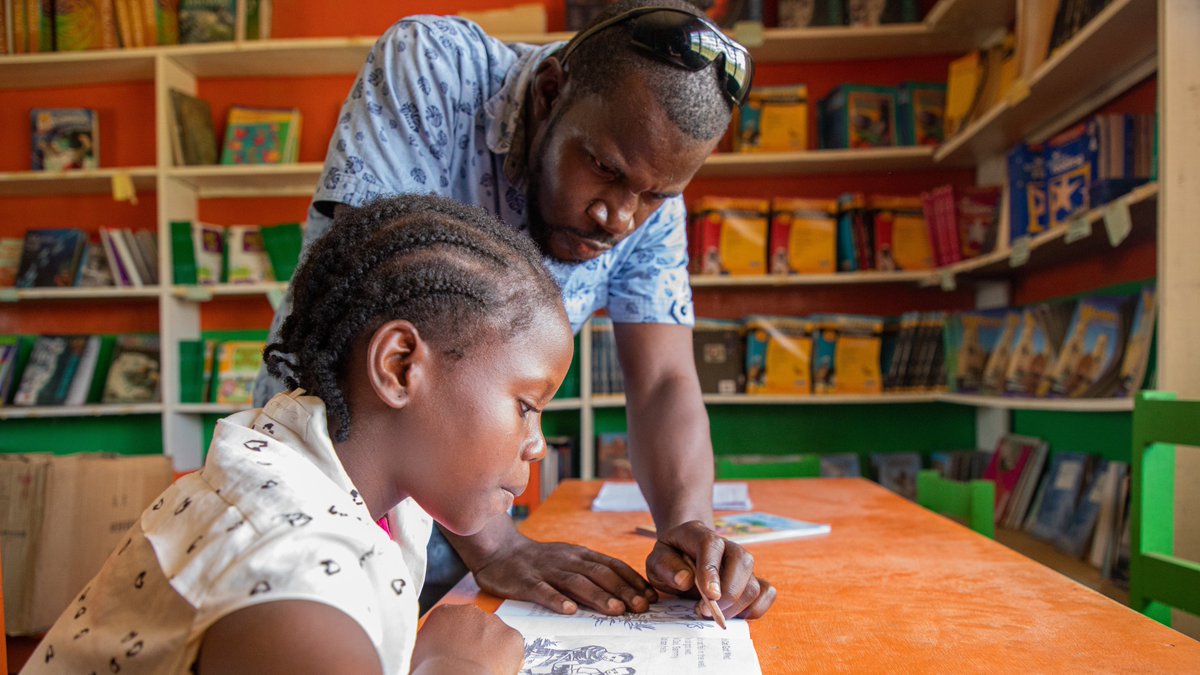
178,0,235,42
1027,452,1089,542
78,241,115,287
0,237,24,287
819,84,897,149
102,335,161,403
219,105,300,165
15,228,87,288
637,512,831,545
225,225,273,283
735,85,808,153
871,452,921,500
595,432,632,480
896,81,945,147
834,193,865,272
1003,308,1057,396
689,197,769,276
768,197,836,275
193,222,224,284
214,340,264,404
983,434,1039,523
692,319,744,394
1039,296,1125,398
1006,143,1048,242
1055,460,1109,558
259,222,302,281
13,335,90,406
951,309,1007,393
956,185,1001,257
1044,122,1100,229
1114,285,1155,397
53,0,119,50
31,108,98,171
980,310,1021,395
744,315,812,395
0,336,21,405
870,194,933,271
812,314,883,395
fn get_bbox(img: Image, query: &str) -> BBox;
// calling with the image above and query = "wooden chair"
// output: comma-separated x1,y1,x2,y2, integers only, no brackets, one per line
916,469,995,538
1130,391,1200,627
716,454,821,479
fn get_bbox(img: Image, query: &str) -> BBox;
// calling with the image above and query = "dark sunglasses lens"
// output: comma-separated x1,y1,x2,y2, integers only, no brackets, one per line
630,13,751,104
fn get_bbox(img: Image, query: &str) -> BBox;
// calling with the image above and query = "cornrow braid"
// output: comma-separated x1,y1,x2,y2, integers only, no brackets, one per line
265,194,562,442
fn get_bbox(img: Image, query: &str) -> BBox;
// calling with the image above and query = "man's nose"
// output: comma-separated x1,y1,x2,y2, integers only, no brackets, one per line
587,195,635,236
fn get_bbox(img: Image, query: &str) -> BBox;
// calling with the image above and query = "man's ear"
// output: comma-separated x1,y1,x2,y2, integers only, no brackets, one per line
531,56,566,122
366,320,424,410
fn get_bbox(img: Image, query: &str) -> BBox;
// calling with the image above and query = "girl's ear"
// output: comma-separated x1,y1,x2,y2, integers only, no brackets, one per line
366,320,425,410
530,56,566,122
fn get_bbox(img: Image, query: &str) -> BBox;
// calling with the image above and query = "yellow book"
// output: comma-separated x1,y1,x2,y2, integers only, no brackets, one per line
944,51,983,138
769,197,836,274
736,85,808,152
870,195,933,271
745,316,813,395
691,196,769,276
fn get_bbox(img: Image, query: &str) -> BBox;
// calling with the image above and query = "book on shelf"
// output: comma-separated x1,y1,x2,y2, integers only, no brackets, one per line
53,0,120,50
692,319,745,395
225,225,274,283
31,108,98,171
944,309,1007,394
1002,304,1073,397
744,315,811,395
636,512,831,545
1025,451,1089,541
102,334,161,403
768,197,837,275
1003,437,1049,529
12,335,92,406
1037,295,1126,398
214,340,265,405
0,335,22,405
179,0,236,43
539,436,575,502
169,89,219,166
0,237,25,287
1055,459,1112,558
193,221,225,284
820,453,862,478
689,196,769,276
812,314,884,395
982,434,1046,526
259,222,303,282
1114,285,1155,397
77,241,114,287
595,431,631,480
219,105,301,165
870,195,933,271
871,452,921,500
15,228,87,288
590,317,622,396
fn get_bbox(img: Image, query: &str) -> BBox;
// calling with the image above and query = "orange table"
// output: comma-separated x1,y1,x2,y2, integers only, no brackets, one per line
442,479,1200,673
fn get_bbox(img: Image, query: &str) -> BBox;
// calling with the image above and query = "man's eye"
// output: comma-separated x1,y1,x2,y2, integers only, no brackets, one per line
591,156,616,177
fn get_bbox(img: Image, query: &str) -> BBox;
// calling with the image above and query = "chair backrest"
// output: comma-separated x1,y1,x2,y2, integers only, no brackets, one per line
1130,391,1200,627
916,469,995,538
716,455,821,479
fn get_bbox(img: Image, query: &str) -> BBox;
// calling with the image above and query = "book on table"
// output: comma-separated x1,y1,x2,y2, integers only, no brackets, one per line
636,512,831,545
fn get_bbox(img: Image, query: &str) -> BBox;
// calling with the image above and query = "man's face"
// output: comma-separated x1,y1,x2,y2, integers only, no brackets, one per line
525,73,719,263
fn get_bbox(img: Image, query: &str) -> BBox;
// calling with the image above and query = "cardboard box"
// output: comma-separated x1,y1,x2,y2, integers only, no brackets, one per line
0,453,173,634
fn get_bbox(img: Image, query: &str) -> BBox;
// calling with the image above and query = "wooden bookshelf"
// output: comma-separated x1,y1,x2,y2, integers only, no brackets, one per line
0,287,161,302
995,527,1129,606
939,394,1134,413
170,282,288,300
166,164,324,198
0,403,163,420
699,147,935,177
690,269,931,287
0,167,157,197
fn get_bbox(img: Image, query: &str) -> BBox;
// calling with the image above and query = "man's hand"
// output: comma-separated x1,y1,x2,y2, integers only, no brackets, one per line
645,520,777,620
472,535,658,616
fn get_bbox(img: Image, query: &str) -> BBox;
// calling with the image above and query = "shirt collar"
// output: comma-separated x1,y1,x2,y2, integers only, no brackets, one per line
484,41,564,187
251,389,359,497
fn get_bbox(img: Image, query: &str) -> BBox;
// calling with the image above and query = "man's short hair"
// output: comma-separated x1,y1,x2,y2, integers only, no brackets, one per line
564,0,733,140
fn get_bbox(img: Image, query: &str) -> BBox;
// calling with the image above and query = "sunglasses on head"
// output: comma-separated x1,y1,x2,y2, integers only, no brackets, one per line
559,6,755,107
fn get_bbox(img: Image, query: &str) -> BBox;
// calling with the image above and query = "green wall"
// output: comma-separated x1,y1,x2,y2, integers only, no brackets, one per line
0,415,163,455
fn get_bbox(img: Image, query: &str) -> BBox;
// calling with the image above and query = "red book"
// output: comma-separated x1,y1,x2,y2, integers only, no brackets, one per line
983,434,1039,523
920,190,945,266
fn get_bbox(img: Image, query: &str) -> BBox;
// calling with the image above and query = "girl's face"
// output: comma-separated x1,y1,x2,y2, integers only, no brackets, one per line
405,306,574,535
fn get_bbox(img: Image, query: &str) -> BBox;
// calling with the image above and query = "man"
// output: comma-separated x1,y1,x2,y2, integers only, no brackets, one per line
255,0,776,621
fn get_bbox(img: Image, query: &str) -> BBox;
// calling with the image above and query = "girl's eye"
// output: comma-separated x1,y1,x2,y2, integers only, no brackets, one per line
519,400,538,418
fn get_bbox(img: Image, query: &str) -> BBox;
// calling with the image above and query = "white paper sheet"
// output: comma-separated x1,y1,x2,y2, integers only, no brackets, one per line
496,599,762,675
591,482,752,512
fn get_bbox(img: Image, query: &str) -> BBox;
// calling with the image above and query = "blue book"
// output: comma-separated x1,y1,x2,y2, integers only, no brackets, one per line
821,453,862,478
1044,122,1101,229
871,452,921,500
15,228,87,288
1055,460,1109,557
1006,143,1048,242
1027,452,1089,541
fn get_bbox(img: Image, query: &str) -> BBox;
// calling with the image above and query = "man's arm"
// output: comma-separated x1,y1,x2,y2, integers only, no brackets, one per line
614,322,777,620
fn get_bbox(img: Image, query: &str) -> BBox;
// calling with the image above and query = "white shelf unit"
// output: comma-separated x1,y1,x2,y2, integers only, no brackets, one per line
0,0,1165,477
0,403,164,420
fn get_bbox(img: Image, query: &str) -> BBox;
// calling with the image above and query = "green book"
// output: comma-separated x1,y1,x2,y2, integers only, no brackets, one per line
260,222,302,282
170,220,198,284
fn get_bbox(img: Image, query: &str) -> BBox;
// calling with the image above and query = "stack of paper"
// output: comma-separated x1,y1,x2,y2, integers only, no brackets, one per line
496,599,762,674
591,482,753,512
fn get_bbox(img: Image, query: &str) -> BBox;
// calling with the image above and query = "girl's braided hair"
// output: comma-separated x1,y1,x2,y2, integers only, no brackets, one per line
264,194,563,441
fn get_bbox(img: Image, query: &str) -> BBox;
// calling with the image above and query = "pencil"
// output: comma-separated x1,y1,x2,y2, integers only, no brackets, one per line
688,558,727,630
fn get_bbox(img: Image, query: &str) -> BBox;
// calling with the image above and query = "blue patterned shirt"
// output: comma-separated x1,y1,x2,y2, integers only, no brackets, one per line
306,15,694,333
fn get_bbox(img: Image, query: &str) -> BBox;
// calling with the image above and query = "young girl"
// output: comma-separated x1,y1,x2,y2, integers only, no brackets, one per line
23,194,574,674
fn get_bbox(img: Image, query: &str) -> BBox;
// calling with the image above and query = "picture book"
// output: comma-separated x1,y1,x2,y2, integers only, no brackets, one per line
689,197,769,276
1114,285,1155,397
99,229,132,287
77,242,114,287
259,222,303,281
820,453,862,477
1003,304,1074,397
225,224,273,283
179,0,236,43
31,108,98,171
834,192,868,272
1055,460,1110,558
1003,438,1049,529
982,434,1042,524
0,237,24,287
13,335,91,406
102,335,161,403
1027,452,1089,541
595,432,632,480
590,317,622,395
193,221,225,283
214,340,264,404
169,89,219,166
870,195,933,271
106,227,145,287
949,309,1008,393
896,81,946,147
871,452,921,500
819,84,897,149
15,228,87,288
692,319,745,394
956,185,1002,257
1039,296,1125,398
496,599,761,674
592,482,752,513
1006,143,1048,241
1045,122,1099,229
812,314,884,395
64,335,101,405
768,197,836,275
744,315,812,395
53,0,120,50
735,84,808,153
637,512,831,545
219,105,301,165
979,310,1021,394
